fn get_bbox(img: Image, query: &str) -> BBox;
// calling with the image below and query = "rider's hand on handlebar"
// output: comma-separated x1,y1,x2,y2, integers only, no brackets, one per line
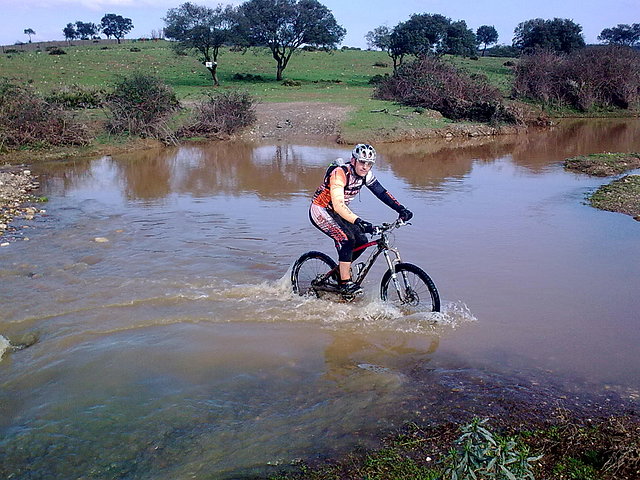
398,206,413,222
355,217,375,234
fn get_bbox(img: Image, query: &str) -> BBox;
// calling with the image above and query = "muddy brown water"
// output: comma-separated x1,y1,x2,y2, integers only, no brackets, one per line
1,118,639,479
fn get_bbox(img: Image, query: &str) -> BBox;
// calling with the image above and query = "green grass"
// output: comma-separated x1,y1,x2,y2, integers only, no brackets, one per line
590,174,640,220
0,41,515,140
564,152,640,176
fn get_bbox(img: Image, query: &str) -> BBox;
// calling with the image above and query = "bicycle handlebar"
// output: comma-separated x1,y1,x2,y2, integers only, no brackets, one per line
372,218,409,235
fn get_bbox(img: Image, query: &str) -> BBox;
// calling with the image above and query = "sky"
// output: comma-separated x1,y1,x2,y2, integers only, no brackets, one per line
0,0,638,48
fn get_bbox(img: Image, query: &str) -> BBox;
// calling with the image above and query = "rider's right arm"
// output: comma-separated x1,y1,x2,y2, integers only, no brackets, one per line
329,168,358,223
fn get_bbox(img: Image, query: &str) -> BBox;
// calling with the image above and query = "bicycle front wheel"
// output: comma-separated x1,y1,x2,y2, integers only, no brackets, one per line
380,262,440,312
291,251,338,296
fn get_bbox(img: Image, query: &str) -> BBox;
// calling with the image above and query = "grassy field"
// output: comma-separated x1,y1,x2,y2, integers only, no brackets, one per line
0,40,516,139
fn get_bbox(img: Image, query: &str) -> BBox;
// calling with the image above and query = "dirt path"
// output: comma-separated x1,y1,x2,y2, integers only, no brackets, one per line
240,101,353,141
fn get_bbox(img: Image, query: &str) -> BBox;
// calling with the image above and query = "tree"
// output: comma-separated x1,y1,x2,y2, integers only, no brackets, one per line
513,18,585,54
24,28,35,43
366,25,406,71
399,13,451,56
237,0,346,81
386,23,412,71
75,21,99,40
164,2,237,86
441,20,476,56
101,14,134,44
365,25,390,51
598,23,640,46
63,23,77,43
476,25,498,56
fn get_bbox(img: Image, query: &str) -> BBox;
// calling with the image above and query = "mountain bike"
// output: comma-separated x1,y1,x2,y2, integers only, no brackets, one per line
291,219,440,312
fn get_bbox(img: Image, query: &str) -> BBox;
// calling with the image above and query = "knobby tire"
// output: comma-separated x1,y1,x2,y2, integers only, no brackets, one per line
291,251,338,297
380,262,440,312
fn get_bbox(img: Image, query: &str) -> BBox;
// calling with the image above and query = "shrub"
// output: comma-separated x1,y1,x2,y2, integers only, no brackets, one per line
104,73,180,142
0,78,90,150
178,90,256,139
444,418,542,480
368,73,389,85
374,56,522,124
232,73,265,82
512,50,565,106
513,46,640,111
44,84,105,109
485,44,520,57
48,47,66,55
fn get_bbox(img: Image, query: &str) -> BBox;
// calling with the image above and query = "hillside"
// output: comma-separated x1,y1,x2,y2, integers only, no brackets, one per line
0,40,522,145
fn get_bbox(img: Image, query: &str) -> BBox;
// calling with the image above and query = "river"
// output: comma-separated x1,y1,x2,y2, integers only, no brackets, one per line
1,118,639,479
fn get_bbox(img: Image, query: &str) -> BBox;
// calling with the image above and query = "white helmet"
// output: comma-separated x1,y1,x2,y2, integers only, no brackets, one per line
352,144,376,163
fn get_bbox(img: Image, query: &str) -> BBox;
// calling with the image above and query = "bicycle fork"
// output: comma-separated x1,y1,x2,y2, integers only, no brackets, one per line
383,247,410,302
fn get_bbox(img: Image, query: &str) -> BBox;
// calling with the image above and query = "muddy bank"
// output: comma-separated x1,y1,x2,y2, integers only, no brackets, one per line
238,101,528,143
338,122,524,144
564,153,640,221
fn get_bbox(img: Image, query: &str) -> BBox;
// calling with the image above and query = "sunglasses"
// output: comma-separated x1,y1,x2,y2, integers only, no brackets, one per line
356,159,374,167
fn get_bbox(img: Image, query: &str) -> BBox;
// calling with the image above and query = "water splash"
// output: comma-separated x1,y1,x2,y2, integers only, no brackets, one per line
209,274,478,334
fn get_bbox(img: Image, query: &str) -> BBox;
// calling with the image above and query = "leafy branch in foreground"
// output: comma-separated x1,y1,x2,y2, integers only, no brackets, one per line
444,418,542,480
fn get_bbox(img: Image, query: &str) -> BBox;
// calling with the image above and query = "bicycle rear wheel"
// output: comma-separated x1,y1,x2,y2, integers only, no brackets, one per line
291,251,338,296
380,262,440,312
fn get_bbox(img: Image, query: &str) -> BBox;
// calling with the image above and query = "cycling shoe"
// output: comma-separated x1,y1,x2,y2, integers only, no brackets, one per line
339,280,363,296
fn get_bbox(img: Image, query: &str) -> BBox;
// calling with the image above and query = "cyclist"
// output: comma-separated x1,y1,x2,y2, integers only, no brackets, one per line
309,144,413,295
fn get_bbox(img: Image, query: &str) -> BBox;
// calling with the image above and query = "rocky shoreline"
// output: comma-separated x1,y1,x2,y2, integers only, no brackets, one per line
0,167,44,245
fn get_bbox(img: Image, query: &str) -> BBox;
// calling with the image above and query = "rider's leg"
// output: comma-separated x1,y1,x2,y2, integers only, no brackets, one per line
339,261,352,282
309,206,363,292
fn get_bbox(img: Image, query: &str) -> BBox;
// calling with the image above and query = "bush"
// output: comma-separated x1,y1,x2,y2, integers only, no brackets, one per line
368,73,389,85
444,418,542,480
104,73,180,142
513,46,640,111
232,73,265,82
0,78,90,150
374,56,522,124
44,84,105,109
48,47,66,55
485,44,520,57
178,90,257,139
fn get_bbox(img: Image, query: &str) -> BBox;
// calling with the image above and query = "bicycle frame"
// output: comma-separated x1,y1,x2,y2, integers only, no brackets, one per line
351,228,402,286
313,221,404,289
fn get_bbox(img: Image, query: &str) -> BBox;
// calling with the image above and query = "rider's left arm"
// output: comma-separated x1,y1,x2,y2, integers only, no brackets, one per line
367,179,403,212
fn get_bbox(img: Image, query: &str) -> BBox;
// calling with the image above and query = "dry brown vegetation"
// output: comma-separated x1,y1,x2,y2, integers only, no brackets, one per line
513,45,640,112
178,90,257,139
374,55,523,124
0,79,91,151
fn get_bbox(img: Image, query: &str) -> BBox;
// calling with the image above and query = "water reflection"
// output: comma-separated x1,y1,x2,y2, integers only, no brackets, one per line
36,118,640,204
382,118,640,186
